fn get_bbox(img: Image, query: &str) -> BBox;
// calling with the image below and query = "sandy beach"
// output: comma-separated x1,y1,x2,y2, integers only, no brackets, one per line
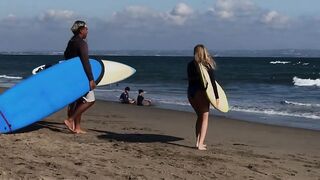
0,88,320,179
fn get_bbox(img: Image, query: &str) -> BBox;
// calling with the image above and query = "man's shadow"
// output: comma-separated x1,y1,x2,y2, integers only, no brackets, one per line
14,121,66,133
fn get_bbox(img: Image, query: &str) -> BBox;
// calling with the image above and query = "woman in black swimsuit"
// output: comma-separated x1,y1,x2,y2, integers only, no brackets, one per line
187,44,219,150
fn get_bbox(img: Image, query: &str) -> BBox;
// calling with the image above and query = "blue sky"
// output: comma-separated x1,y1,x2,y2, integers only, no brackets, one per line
1,0,320,51
1,0,319,18
253,0,320,16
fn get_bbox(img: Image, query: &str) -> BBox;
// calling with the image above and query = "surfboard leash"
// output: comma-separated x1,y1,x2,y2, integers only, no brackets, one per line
0,110,12,133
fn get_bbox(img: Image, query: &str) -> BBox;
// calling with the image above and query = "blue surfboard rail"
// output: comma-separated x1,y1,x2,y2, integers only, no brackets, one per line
0,57,104,133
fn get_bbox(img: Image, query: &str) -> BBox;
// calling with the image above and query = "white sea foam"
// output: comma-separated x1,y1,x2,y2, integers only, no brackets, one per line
270,61,290,64
231,106,320,120
283,101,320,107
95,88,123,93
293,76,320,87
156,99,190,106
0,75,23,80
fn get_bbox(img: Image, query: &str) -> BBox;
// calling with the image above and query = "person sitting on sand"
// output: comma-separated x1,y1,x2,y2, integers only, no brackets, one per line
119,87,135,104
137,89,151,106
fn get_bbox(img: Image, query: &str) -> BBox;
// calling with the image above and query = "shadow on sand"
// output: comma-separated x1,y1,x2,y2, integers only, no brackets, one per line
92,129,194,149
12,122,194,149
14,121,66,134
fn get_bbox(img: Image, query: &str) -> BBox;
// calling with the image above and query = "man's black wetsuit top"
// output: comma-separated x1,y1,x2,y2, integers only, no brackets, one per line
137,95,144,106
187,60,219,99
64,35,94,81
120,92,130,104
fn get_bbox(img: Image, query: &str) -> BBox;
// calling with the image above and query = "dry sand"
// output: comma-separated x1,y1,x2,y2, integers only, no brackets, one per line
1,88,320,179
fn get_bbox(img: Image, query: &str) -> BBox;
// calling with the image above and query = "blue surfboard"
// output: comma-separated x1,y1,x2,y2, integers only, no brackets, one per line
0,57,104,133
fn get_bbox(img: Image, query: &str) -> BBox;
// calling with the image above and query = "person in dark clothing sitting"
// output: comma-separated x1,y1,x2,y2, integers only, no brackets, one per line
137,89,151,106
119,87,135,104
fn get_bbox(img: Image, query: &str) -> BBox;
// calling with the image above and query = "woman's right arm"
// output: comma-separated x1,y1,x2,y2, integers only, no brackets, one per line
208,68,219,100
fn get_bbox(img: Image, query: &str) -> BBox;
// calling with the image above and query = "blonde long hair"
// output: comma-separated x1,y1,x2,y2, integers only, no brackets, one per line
194,44,216,70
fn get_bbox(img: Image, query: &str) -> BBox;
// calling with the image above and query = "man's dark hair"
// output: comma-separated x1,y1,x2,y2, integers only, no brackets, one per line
71,20,87,35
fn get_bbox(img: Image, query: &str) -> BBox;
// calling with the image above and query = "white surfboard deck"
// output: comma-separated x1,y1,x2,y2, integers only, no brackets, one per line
199,64,229,113
100,59,136,86
32,59,136,86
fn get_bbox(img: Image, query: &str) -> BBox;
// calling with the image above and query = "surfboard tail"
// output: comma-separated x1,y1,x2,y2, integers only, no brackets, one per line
0,110,12,133
199,64,229,113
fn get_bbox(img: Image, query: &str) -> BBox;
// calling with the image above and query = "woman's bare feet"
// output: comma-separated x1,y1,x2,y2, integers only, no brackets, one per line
74,129,87,134
197,144,207,150
196,143,207,148
64,119,75,133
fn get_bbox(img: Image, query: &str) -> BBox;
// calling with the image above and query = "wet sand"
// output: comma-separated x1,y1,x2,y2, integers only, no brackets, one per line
0,88,320,179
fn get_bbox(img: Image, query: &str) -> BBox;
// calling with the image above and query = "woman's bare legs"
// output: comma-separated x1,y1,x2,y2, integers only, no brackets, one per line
197,112,209,150
189,90,210,150
195,115,201,147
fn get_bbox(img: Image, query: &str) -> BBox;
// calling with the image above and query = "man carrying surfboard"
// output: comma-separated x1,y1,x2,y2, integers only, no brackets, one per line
63,20,96,134
187,44,219,150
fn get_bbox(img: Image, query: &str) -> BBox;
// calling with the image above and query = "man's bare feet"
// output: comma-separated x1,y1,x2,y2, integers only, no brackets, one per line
64,120,75,133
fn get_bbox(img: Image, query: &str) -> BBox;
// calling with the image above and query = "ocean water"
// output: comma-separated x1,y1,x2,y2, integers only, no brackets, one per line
0,54,319,130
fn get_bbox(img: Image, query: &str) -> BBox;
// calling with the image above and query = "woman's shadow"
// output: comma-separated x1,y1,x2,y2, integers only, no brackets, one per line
13,122,194,149
92,129,193,149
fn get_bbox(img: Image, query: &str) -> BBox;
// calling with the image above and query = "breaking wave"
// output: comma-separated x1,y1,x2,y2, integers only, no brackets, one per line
293,77,320,87
270,61,291,64
0,75,23,80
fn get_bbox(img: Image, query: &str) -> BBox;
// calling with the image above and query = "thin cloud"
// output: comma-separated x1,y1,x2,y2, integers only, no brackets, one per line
109,3,194,26
167,3,194,25
170,3,193,17
261,10,290,29
39,10,75,21
213,0,258,20
0,2,320,51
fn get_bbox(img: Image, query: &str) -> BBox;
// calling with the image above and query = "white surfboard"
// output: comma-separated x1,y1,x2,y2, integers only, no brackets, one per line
199,64,229,113
32,59,136,86
99,60,136,86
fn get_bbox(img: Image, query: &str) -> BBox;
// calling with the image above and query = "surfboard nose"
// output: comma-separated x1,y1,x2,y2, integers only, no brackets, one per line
99,60,136,86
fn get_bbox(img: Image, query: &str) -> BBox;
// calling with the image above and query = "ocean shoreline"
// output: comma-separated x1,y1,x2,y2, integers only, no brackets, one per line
1,55,319,132
1,87,320,179
95,93,320,132
1,85,320,132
